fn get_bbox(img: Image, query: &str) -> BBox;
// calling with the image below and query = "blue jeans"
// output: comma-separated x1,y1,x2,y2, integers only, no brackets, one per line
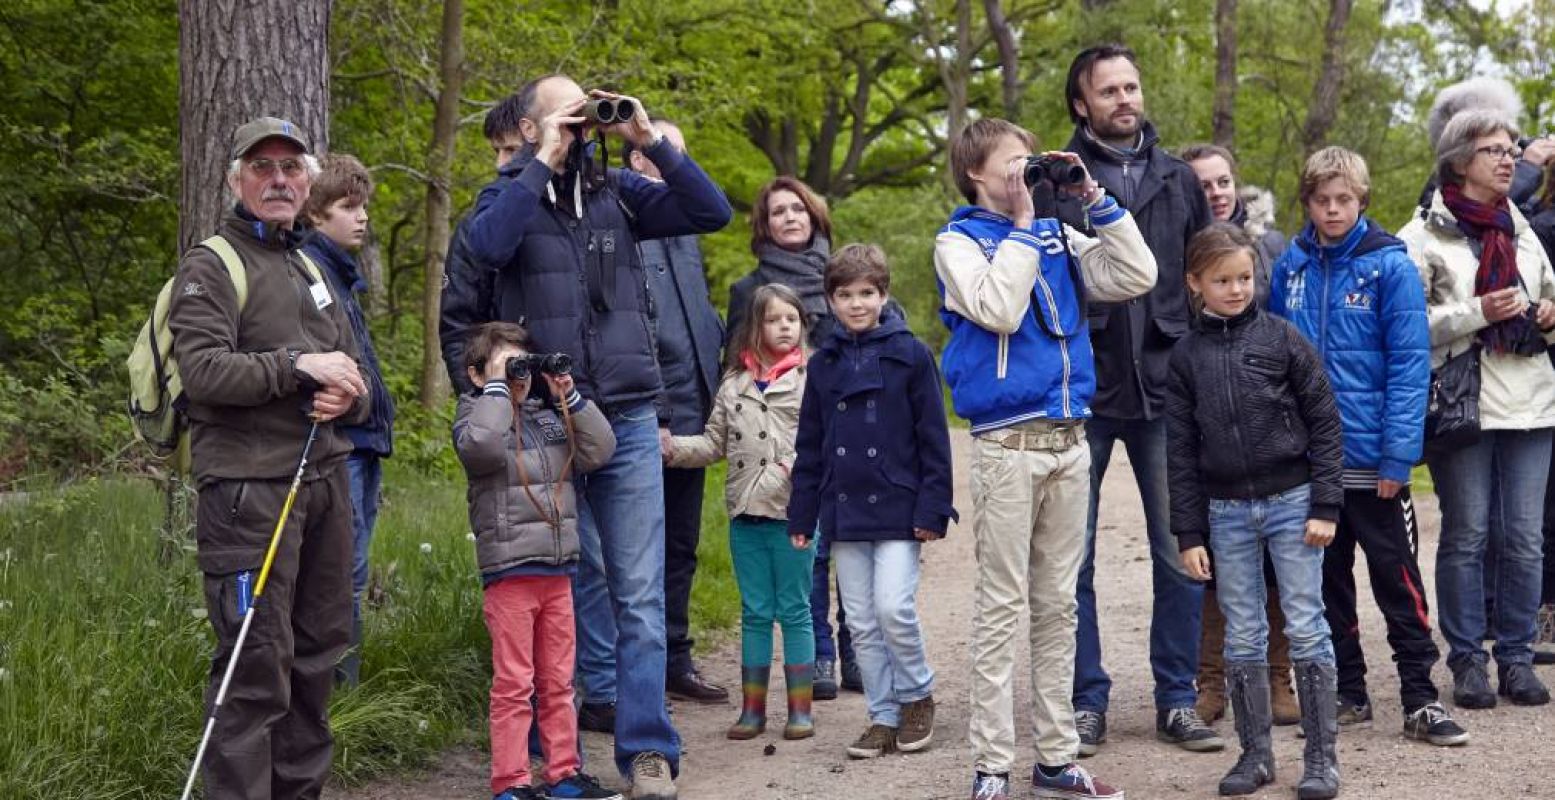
569,402,680,777
344,453,382,620
811,529,854,665
1209,484,1334,665
833,540,934,727
1076,416,1202,712
1428,428,1552,670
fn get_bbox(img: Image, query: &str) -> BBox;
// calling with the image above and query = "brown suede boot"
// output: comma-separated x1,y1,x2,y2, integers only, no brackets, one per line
1268,586,1301,726
1197,589,1228,723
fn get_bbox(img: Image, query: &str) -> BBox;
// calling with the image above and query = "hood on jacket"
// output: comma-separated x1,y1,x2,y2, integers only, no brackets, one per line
1235,185,1278,238
1290,216,1406,268
819,306,911,353
301,229,367,294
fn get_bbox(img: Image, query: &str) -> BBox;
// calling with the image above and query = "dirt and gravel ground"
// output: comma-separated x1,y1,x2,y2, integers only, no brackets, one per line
339,430,1555,800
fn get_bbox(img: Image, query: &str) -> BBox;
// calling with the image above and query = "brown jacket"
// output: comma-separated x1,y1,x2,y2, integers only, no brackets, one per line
668,361,805,520
168,208,367,487
454,387,616,574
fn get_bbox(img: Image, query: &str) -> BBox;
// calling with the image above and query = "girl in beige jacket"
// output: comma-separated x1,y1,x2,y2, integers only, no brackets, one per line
662,283,816,742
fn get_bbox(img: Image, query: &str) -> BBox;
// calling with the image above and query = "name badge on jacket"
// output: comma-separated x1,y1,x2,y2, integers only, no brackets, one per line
310,282,333,311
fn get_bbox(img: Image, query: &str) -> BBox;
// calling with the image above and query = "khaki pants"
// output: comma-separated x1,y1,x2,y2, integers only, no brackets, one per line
968,432,1090,772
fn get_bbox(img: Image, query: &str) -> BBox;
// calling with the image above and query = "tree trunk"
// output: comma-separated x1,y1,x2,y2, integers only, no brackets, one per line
1301,0,1354,157
983,0,1022,120
358,229,387,315
419,0,464,408
1212,0,1237,149
178,0,331,253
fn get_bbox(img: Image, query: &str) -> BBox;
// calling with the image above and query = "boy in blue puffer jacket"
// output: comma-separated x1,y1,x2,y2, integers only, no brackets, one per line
935,118,1157,800
1269,146,1468,748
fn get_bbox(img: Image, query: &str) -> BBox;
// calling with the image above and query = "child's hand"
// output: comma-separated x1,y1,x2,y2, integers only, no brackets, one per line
542,372,575,402
790,532,810,549
913,527,942,542
1376,479,1403,499
1005,156,1035,228
1305,518,1337,548
1181,546,1212,581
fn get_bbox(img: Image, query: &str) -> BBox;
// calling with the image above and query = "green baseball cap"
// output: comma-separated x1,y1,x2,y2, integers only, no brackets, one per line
230,116,311,159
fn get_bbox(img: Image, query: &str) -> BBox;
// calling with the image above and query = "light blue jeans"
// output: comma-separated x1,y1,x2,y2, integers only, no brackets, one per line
833,539,935,727
1208,484,1334,666
569,402,680,777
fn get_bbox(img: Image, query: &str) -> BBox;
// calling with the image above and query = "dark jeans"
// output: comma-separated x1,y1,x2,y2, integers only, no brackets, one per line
1075,416,1202,713
1322,487,1441,711
811,529,855,665
663,465,706,676
195,467,353,800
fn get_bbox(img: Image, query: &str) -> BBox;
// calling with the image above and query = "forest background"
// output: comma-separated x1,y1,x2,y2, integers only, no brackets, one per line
2,1,1554,797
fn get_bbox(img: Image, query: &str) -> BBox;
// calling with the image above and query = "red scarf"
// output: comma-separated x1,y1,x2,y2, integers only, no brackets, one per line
1441,183,1536,354
741,346,804,384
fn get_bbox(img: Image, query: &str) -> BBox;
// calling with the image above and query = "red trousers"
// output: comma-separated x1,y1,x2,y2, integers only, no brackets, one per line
483,574,579,791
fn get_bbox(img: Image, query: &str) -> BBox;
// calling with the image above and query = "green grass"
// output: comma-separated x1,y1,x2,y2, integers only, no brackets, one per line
0,459,741,799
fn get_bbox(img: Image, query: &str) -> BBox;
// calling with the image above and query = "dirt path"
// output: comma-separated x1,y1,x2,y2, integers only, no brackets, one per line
339,430,1555,799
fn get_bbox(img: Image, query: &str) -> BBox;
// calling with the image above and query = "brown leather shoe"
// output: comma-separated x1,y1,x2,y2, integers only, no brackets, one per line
1196,589,1227,723
667,669,729,704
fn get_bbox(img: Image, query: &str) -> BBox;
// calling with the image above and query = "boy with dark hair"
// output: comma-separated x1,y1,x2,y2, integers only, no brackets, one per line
938,116,1155,800
456,321,621,800
1269,146,1468,748
788,243,956,763
301,152,394,687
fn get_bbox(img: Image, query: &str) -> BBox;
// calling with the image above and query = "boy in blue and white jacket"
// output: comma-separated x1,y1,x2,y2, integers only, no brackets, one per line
936,118,1156,800
1268,146,1466,747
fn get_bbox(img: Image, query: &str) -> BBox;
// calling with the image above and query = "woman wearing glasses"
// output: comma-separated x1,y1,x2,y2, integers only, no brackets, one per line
1401,107,1555,711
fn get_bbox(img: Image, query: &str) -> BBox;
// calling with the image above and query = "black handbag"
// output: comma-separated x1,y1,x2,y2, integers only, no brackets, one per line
1424,344,1481,458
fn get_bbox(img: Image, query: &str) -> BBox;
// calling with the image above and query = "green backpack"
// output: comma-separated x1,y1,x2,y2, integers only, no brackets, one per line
127,235,324,460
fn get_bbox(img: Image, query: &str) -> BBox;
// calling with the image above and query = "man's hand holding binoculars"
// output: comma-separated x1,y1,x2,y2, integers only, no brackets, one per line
535,90,657,173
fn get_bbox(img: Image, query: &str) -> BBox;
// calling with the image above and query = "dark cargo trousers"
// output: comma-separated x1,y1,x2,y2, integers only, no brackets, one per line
195,465,353,800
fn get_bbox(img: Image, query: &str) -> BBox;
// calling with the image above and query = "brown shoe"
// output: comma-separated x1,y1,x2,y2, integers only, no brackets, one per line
1197,589,1227,723
667,669,729,705
845,723,897,759
896,695,935,752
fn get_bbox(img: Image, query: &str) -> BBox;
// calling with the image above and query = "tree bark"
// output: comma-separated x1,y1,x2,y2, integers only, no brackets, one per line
983,0,1022,120
1301,0,1354,157
178,0,331,253
1212,0,1237,149
419,0,464,408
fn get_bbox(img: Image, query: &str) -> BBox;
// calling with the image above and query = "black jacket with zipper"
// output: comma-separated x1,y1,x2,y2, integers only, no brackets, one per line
1166,304,1344,550
1059,122,1212,420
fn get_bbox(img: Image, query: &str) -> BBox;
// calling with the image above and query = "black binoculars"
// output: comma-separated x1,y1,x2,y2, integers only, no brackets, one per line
583,97,637,125
1024,155,1086,188
506,353,573,380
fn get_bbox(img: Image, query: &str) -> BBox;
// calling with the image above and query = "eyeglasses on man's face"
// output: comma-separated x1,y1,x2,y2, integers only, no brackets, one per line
245,157,307,178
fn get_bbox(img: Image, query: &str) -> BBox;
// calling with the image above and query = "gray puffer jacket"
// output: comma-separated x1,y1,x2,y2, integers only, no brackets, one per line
454,386,616,576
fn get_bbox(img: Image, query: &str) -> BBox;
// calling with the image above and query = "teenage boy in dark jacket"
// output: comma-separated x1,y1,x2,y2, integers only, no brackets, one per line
301,153,394,688
1269,146,1468,747
460,74,731,799
1057,43,1218,756
788,244,956,763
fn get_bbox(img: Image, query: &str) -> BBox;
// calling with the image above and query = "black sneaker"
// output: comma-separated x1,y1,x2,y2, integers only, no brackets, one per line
579,701,617,734
840,657,864,692
1452,663,1497,709
1402,701,1469,746
814,660,839,701
1074,710,1105,758
1155,706,1224,752
1498,662,1551,706
496,787,544,800
666,670,729,705
1336,697,1373,730
546,771,623,800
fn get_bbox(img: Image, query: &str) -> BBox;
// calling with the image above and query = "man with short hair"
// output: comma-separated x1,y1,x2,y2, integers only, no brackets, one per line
1057,44,1219,757
170,116,368,799
624,119,730,706
457,74,732,800
300,153,394,689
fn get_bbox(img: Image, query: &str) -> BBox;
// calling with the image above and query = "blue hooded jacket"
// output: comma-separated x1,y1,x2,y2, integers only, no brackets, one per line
301,231,395,457
1268,217,1428,483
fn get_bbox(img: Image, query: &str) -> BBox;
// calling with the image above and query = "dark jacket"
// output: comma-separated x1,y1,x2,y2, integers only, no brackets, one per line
454,384,615,582
302,231,395,457
1166,304,1344,550
1532,204,1555,265
168,207,367,488
462,140,732,411
787,311,958,541
1269,218,1428,483
640,235,724,434
1060,122,1213,420
439,217,495,396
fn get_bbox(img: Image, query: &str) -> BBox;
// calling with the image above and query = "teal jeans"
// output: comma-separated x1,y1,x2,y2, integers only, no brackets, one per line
731,516,817,667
